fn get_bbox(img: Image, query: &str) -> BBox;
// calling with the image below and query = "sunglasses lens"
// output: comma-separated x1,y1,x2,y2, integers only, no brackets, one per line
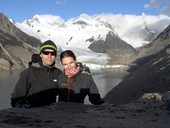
51,52,56,56
42,51,56,56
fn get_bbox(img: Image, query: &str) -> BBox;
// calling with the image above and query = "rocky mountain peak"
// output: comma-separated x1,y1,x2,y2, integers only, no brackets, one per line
0,13,42,70
96,18,115,31
0,12,15,33
137,23,170,58
88,31,137,64
156,24,170,40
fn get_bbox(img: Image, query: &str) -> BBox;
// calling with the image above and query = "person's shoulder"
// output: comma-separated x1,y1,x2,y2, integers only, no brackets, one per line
19,67,34,77
77,62,91,76
28,53,41,68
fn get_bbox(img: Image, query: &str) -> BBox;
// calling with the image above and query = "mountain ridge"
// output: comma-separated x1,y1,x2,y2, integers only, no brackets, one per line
0,13,42,70
0,13,170,70
104,23,170,104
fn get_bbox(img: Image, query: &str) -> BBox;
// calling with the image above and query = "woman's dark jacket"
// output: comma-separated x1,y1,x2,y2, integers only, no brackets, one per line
11,58,62,108
57,63,104,105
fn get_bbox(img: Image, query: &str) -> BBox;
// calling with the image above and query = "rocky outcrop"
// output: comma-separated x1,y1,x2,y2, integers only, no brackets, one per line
89,31,137,64
104,44,170,104
137,24,170,58
103,23,170,105
0,13,42,70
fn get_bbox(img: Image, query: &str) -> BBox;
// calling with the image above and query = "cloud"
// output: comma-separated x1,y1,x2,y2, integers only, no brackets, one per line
144,0,170,16
96,13,170,47
55,0,66,6
144,0,163,9
161,4,170,16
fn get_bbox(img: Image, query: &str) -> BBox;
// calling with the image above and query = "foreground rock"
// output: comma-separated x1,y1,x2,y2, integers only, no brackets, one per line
0,102,170,128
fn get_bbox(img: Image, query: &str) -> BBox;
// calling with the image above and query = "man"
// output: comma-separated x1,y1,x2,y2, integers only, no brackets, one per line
11,40,62,108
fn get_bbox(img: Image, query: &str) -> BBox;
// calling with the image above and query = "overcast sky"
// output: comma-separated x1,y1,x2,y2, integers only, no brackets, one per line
0,0,170,22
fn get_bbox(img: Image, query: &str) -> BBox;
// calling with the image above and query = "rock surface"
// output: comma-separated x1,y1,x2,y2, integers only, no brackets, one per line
0,13,41,70
0,102,170,128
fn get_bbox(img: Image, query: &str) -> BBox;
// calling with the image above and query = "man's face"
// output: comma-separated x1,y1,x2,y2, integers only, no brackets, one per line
40,49,56,67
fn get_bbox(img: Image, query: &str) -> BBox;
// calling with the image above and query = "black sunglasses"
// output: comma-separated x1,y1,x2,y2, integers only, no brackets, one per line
42,51,56,56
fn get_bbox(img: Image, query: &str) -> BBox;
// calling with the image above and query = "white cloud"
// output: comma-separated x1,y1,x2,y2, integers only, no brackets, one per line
161,4,170,16
95,13,170,47
144,0,170,16
144,0,162,9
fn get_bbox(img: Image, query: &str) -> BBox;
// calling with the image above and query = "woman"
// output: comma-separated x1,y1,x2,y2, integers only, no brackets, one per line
58,50,104,105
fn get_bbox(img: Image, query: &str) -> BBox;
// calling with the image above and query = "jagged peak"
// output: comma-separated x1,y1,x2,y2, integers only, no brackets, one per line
0,12,14,31
71,14,94,27
0,12,6,17
154,23,170,40
0,12,11,23
73,20,89,26
106,29,120,39
69,14,116,31
95,17,115,31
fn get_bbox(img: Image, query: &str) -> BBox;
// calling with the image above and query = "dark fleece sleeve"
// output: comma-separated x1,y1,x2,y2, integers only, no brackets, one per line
88,76,104,105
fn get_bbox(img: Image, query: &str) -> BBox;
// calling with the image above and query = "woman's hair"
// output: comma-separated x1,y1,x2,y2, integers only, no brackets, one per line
60,50,76,62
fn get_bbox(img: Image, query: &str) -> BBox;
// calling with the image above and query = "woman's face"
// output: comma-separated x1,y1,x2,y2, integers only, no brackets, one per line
61,57,76,73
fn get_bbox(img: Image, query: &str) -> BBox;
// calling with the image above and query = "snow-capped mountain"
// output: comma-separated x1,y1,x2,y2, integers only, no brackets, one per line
97,13,170,47
15,14,125,64
16,14,117,49
15,14,170,65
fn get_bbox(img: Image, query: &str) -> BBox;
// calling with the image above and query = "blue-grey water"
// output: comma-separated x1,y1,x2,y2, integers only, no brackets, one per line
0,69,22,110
0,69,127,110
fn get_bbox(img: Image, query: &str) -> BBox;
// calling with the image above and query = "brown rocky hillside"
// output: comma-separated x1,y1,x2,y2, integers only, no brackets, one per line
0,13,42,70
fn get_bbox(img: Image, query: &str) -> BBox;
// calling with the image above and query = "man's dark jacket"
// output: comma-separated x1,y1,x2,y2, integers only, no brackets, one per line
11,58,62,108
